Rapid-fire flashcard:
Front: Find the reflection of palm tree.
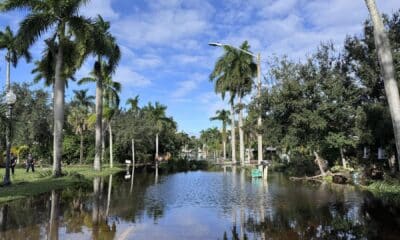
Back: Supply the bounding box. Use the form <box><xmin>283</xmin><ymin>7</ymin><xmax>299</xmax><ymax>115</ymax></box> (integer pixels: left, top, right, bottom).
<box><xmin>49</xmin><ymin>191</ymin><xmax>60</xmax><ymax>240</ymax></box>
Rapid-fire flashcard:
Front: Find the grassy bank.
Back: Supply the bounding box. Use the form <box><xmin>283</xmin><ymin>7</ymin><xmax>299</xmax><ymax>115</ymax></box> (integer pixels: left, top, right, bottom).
<box><xmin>363</xmin><ymin>178</ymin><xmax>400</xmax><ymax>203</ymax></box>
<box><xmin>0</xmin><ymin>165</ymin><xmax>124</xmax><ymax>204</ymax></box>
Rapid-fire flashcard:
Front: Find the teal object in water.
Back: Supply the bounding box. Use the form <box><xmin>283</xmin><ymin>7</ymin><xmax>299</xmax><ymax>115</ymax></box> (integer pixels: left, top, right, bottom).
<box><xmin>251</xmin><ymin>168</ymin><xmax>262</xmax><ymax>178</ymax></box>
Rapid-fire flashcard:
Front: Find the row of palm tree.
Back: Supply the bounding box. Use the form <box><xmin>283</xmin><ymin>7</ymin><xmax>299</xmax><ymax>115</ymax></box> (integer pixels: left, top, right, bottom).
<box><xmin>0</xmin><ymin>0</ymin><xmax>121</xmax><ymax>177</ymax></box>
<box><xmin>209</xmin><ymin>41</ymin><xmax>257</xmax><ymax>165</ymax></box>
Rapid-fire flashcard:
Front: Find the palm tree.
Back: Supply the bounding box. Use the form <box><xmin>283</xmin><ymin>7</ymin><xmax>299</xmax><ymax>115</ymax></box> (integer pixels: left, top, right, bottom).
<box><xmin>68</xmin><ymin>89</ymin><xmax>94</xmax><ymax>164</ymax></box>
<box><xmin>0</xmin><ymin>26</ymin><xmax>31</xmax><ymax>90</ymax></box>
<box><xmin>231</xmin><ymin>42</ymin><xmax>256</xmax><ymax>165</ymax></box>
<box><xmin>1</xmin><ymin>0</ymin><xmax>93</xmax><ymax>177</ymax></box>
<box><xmin>0</xmin><ymin>26</ymin><xmax>31</xmax><ymax>185</ymax></box>
<box><xmin>210</xmin><ymin>47</ymin><xmax>237</xmax><ymax>164</ymax></box>
<box><xmin>79</xmin><ymin>61</ymin><xmax>121</xmax><ymax>168</ymax></box>
<box><xmin>210</xmin><ymin>109</ymin><xmax>231</xmax><ymax>161</ymax></box>
<box><xmin>364</xmin><ymin>0</ymin><xmax>400</xmax><ymax>171</ymax></box>
<box><xmin>210</xmin><ymin>41</ymin><xmax>256</xmax><ymax>165</ymax></box>
<box><xmin>143</xmin><ymin>102</ymin><xmax>170</xmax><ymax>159</ymax></box>
<box><xmin>84</xmin><ymin>15</ymin><xmax>120</xmax><ymax>171</ymax></box>
<box><xmin>126</xmin><ymin>95</ymin><xmax>140</xmax><ymax>115</ymax></box>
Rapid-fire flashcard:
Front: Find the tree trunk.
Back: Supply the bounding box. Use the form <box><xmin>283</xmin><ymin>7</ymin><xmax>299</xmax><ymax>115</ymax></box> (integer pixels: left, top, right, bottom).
<box><xmin>238</xmin><ymin>96</ymin><xmax>245</xmax><ymax>165</ymax></box>
<box><xmin>155</xmin><ymin>133</ymin><xmax>159</xmax><ymax>159</ymax></box>
<box><xmin>49</xmin><ymin>191</ymin><xmax>60</xmax><ymax>240</ymax></box>
<box><xmin>389</xmin><ymin>154</ymin><xmax>396</xmax><ymax>174</ymax></box>
<box><xmin>313</xmin><ymin>151</ymin><xmax>326</xmax><ymax>176</ymax></box>
<box><xmin>6</xmin><ymin>52</ymin><xmax>10</xmax><ymax>90</ymax></box>
<box><xmin>223</xmin><ymin>140</ymin><xmax>226</xmax><ymax>162</ymax></box>
<box><xmin>79</xmin><ymin>132</ymin><xmax>84</xmax><ymax>165</ymax></box>
<box><xmin>132</xmin><ymin>139</ymin><xmax>135</xmax><ymax>168</ymax></box>
<box><xmin>53</xmin><ymin>43</ymin><xmax>64</xmax><ymax>177</ymax></box>
<box><xmin>230</xmin><ymin>103</ymin><xmax>237</xmax><ymax>164</ymax></box>
<box><xmin>94</xmin><ymin>72</ymin><xmax>103</xmax><ymax>171</ymax></box>
<box><xmin>340</xmin><ymin>147</ymin><xmax>347</xmax><ymax>169</ymax></box>
<box><xmin>365</xmin><ymin>0</ymin><xmax>400</xmax><ymax>171</ymax></box>
<box><xmin>109</xmin><ymin>124</ymin><xmax>113</xmax><ymax>168</ymax></box>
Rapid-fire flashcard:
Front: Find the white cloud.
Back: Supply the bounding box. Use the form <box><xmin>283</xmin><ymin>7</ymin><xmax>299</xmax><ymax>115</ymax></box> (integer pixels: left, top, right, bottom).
<box><xmin>114</xmin><ymin>66</ymin><xmax>151</xmax><ymax>88</ymax></box>
<box><xmin>81</xmin><ymin>0</ymin><xmax>119</xmax><ymax>20</ymax></box>
<box><xmin>171</xmin><ymin>73</ymin><xmax>206</xmax><ymax>99</ymax></box>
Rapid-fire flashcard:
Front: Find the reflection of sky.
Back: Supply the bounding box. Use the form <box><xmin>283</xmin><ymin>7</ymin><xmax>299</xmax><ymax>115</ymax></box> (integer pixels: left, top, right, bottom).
<box><xmin>1</xmin><ymin>171</ymin><xmax>396</xmax><ymax>239</ymax></box>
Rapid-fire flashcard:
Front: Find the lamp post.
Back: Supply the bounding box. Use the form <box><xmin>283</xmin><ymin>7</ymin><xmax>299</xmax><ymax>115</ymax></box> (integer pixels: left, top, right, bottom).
<box><xmin>209</xmin><ymin>42</ymin><xmax>263</xmax><ymax>166</ymax></box>
<box><xmin>3</xmin><ymin>89</ymin><xmax>17</xmax><ymax>186</ymax></box>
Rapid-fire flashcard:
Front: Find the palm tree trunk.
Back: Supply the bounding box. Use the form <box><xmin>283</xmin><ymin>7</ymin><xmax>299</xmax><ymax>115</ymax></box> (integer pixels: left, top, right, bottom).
<box><xmin>109</xmin><ymin>123</ymin><xmax>113</xmax><ymax>168</ymax></box>
<box><xmin>53</xmin><ymin>43</ymin><xmax>64</xmax><ymax>177</ymax></box>
<box><xmin>132</xmin><ymin>139</ymin><xmax>135</xmax><ymax>168</ymax></box>
<box><xmin>79</xmin><ymin>132</ymin><xmax>84</xmax><ymax>165</ymax></box>
<box><xmin>365</xmin><ymin>0</ymin><xmax>400</xmax><ymax>171</ymax></box>
<box><xmin>94</xmin><ymin>72</ymin><xmax>103</xmax><ymax>171</ymax></box>
<box><xmin>155</xmin><ymin>133</ymin><xmax>159</xmax><ymax>159</ymax></box>
<box><xmin>6</xmin><ymin>52</ymin><xmax>10</xmax><ymax>91</ymax></box>
<box><xmin>223</xmin><ymin>140</ymin><xmax>226</xmax><ymax>161</ymax></box>
<box><xmin>340</xmin><ymin>147</ymin><xmax>347</xmax><ymax>169</ymax></box>
<box><xmin>231</xmin><ymin>103</ymin><xmax>237</xmax><ymax>164</ymax></box>
<box><xmin>238</xmin><ymin>96</ymin><xmax>245</xmax><ymax>165</ymax></box>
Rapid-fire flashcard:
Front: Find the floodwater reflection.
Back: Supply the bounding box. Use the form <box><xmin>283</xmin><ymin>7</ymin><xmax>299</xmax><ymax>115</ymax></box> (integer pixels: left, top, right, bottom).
<box><xmin>0</xmin><ymin>170</ymin><xmax>399</xmax><ymax>239</ymax></box>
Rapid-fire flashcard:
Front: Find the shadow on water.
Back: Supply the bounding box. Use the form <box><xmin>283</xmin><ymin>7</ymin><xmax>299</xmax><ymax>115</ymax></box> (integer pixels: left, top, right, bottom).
<box><xmin>0</xmin><ymin>169</ymin><xmax>399</xmax><ymax>239</ymax></box>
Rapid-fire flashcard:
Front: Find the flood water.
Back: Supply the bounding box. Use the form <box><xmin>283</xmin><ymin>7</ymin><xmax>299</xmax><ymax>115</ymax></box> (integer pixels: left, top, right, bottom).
<box><xmin>0</xmin><ymin>167</ymin><xmax>399</xmax><ymax>240</ymax></box>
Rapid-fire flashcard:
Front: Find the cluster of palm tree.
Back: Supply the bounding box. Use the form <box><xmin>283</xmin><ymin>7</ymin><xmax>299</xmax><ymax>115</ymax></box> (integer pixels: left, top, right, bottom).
<box><xmin>210</xmin><ymin>41</ymin><xmax>257</xmax><ymax>165</ymax></box>
<box><xmin>0</xmin><ymin>0</ymin><xmax>121</xmax><ymax>177</ymax></box>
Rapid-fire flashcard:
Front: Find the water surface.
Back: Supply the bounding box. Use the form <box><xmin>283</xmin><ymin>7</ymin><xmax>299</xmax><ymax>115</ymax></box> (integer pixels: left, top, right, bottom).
<box><xmin>0</xmin><ymin>168</ymin><xmax>399</xmax><ymax>239</ymax></box>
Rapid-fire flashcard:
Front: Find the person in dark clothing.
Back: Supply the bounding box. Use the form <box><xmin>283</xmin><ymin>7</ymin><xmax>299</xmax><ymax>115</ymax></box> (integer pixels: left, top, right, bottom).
<box><xmin>26</xmin><ymin>153</ymin><xmax>35</xmax><ymax>172</ymax></box>
<box><xmin>10</xmin><ymin>153</ymin><xmax>16</xmax><ymax>175</ymax></box>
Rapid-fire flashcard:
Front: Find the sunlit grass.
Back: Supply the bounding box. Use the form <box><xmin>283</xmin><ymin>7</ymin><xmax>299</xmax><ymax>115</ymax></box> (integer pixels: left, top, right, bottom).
<box><xmin>0</xmin><ymin>164</ymin><xmax>124</xmax><ymax>203</ymax></box>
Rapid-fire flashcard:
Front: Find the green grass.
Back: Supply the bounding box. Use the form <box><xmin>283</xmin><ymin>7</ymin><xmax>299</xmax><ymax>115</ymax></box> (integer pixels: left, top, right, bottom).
<box><xmin>0</xmin><ymin>165</ymin><xmax>124</xmax><ymax>203</ymax></box>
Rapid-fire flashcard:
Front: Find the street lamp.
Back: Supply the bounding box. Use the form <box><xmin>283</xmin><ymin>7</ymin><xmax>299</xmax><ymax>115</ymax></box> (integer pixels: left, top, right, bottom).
<box><xmin>3</xmin><ymin>89</ymin><xmax>17</xmax><ymax>186</ymax></box>
<box><xmin>209</xmin><ymin>42</ymin><xmax>264</xmax><ymax>166</ymax></box>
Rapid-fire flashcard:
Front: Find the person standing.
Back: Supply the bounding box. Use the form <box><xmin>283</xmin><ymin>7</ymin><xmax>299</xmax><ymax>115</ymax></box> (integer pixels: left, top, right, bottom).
<box><xmin>26</xmin><ymin>153</ymin><xmax>35</xmax><ymax>172</ymax></box>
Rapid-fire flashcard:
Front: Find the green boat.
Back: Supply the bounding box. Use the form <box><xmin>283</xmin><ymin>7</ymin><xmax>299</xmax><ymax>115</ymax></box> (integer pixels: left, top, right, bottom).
<box><xmin>251</xmin><ymin>168</ymin><xmax>262</xmax><ymax>178</ymax></box>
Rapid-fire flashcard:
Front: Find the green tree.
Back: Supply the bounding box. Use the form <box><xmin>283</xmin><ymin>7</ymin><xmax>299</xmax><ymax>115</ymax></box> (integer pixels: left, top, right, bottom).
<box><xmin>0</xmin><ymin>26</ymin><xmax>31</xmax><ymax>90</ymax></box>
<box><xmin>83</xmin><ymin>15</ymin><xmax>121</xmax><ymax>171</ymax></box>
<box><xmin>210</xmin><ymin>109</ymin><xmax>231</xmax><ymax>161</ymax></box>
<box><xmin>68</xmin><ymin>89</ymin><xmax>94</xmax><ymax>164</ymax></box>
<box><xmin>1</xmin><ymin>0</ymin><xmax>93</xmax><ymax>176</ymax></box>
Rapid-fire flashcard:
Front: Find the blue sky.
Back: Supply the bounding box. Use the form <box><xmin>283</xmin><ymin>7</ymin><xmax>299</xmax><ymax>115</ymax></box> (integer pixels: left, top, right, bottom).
<box><xmin>1</xmin><ymin>0</ymin><xmax>400</xmax><ymax>136</ymax></box>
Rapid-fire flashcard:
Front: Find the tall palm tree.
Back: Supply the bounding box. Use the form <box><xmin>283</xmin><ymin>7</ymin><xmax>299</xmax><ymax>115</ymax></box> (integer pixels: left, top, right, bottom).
<box><xmin>84</xmin><ymin>15</ymin><xmax>120</xmax><ymax>171</ymax></box>
<box><xmin>0</xmin><ymin>26</ymin><xmax>31</xmax><ymax>90</ymax></box>
<box><xmin>79</xmin><ymin>61</ymin><xmax>121</xmax><ymax>168</ymax></box>
<box><xmin>210</xmin><ymin>41</ymin><xmax>256</xmax><ymax>165</ymax></box>
<box><xmin>365</xmin><ymin>0</ymin><xmax>400</xmax><ymax>171</ymax></box>
<box><xmin>210</xmin><ymin>47</ymin><xmax>237</xmax><ymax>164</ymax></box>
<box><xmin>143</xmin><ymin>102</ymin><xmax>170</xmax><ymax>159</ymax></box>
<box><xmin>68</xmin><ymin>89</ymin><xmax>94</xmax><ymax>164</ymax></box>
<box><xmin>1</xmin><ymin>0</ymin><xmax>93</xmax><ymax>177</ymax></box>
<box><xmin>0</xmin><ymin>25</ymin><xmax>30</xmax><ymax>186</ymax></box>
<box><xmin>210</xmin><ymin>109</ymin><xmax>231</xmax><ymax>161</ymax></box>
